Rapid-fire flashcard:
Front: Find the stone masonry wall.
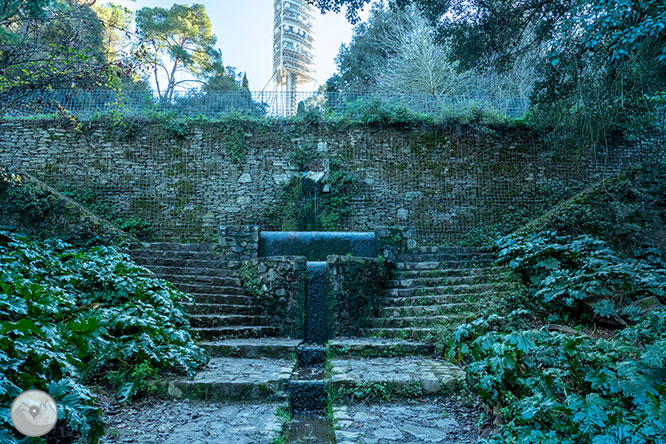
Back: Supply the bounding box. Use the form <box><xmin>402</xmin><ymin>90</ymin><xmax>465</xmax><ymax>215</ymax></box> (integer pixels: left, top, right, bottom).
<box><xmin>240</xmin><ymin>256</ymin><xmax>306</xmax><ymax>338</ymax></box>
<box><xmin>1</xmin><ymin>119</ymin><xmax>660</xmax><ymax>242</ymax></box>
<box><xmin>327</xmin><ymin>255</ymin><xmax>391</xmax><ymax>337</ymax></box>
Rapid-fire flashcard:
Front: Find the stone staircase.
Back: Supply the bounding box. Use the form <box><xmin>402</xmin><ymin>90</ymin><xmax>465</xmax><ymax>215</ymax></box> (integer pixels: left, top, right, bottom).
<box><xmin>364</xmin><ymin>246</ymin><xmax>521</xmax><ymax>338</ymax></box>
<box><xmin>129</xmin><ymin>242</ymin><xmax>278</xmax><ymax>342</ymax></box>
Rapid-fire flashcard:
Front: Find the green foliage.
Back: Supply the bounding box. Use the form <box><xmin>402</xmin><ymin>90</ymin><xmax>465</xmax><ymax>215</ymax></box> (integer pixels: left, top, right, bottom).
<box><xmin>218</xmin><ymin>114</ymin><xmax>249</xmax><ymax>163</ymax></box>
<box><xmin>265</xmin><ymin>158</ymin><xmax>358</xmax><ymax>231</ymax></box>
<box><xmin>338</xmin><ymin>97</ymin><xmax>433</xmax><ymax>128</ymax></box>
<box><xmin>496</xmin><ymin>232</ymin><xmax>666</xmax><ymax>324</ymax></box>
<box><xmin>0</xmin><ymin>230</ymin><xmax>208</xmax><ymax>443</ymax></box>
<box><xmin>239</xmin><ymin>262</ymin><xmax>265</xmax><ymax>300</ymax></box>
<box><xmin>444</xmin><ymin>231</ymin><xmax>666</xmax><ymax>443</ymax></box>
<box><xmin>61</xmin><ymin>187</ymin><xmax>153</xmax><ymax>241</ymax></box>
<box><xmin>449</xmin><ymin>310</ymin><xmax>666</xmax><ymax>444</ymax></box>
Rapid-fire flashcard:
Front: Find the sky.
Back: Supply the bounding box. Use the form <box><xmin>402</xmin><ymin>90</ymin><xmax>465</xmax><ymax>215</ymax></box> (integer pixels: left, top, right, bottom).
<box><xmin>112</xmin><ymin>0</ymin><xmax>371</xmax><ymax>91</ymax></box>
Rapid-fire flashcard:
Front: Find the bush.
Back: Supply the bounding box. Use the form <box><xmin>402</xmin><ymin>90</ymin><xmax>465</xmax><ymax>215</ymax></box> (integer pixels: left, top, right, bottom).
<box><xmin>0</xmin><ymin>230</ymin><xmax>208</xmax><ymax>443</ymax></box>
<box><xmin>496</xmin><ymin>232</ymin><xmax>666</xmax><ymax>325</ymax></box>
<box><xmin>446</xmin><ymin>231</ymin><xmax>666</xmax><ymax>443</ymax></box>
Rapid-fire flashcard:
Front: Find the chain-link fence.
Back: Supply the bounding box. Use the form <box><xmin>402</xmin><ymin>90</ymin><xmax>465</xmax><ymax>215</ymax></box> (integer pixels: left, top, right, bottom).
<box><xmin>0</xmin><ymin>89</ymin><xmax>531</xmax><ymax>118</ymax></box>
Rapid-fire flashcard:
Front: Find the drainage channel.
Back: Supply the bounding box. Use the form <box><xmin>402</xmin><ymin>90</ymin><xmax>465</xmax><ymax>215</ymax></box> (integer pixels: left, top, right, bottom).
<box><xmin>285</xmin><ymin>344</ymin><xmax>334</xmax><ymax>443</ymax></box>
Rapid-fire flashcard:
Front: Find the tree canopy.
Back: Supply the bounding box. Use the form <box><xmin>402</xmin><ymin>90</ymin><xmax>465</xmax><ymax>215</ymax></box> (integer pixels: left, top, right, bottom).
<box><xmin>313</xmin><ymin>0</ymin><xmax>666</xmax><ymax>148</ymax></box>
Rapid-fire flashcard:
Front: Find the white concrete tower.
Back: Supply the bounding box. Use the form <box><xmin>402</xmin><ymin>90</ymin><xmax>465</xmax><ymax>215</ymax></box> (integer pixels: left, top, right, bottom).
<box><xmin>273</xmin><ymin>0</ymin><xmax>316</xmax><ymax>115</ymax></box>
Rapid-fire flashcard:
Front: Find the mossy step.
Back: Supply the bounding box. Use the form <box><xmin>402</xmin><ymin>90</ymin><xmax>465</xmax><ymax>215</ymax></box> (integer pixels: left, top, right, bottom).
<box><xmin>379</xmin><ymin>303</ymin><xmax>475</xmax><ymax>318</ymax></box>
<box><xmin>190</xmin><ymin>314</ymin><xmax>268</xmax><ymax>328</ymax></box>
<box><xmin>383</xmin><ymin>291</ymin><xmax>502</xmax><ymax>306</ymax></box>
<box><xmin>193</xmin><ymin>326</ymin><xmax>279</xmax><ymax>340</ymax></box>
<box><xmin>130</xmin><ymin>250</ymin><xmax>232</xmax><ymax>261</ymax></box>
<box><xmin>406</xmin><ymin>246</ymin><xmax>490</xmax><ymax>254</ymax></box>
<box><xmin>191</xmin><ymin>293</ymin><xmax>253</xmax><ymax>305</ymax></box>
<box><xmin>328</xmin><ymin>338</ymin><xmax>433</xmax><ymax>358</ymax></box>
<box><xmin>369</xmin><ymin>315</ymin><xmax>470</xmax><ymax>329</ymax></box>
<box><xmin>164</xmin><ymin>357</ymin><xmax>293</xmax><ymax>402</ymax></box>
<box><xmin>385</xmin><ymin>282</ymin><xmax>520</xmax><ymax>297</ymax></box>
<box><xmin>182</xmin><ymin>303</ymin><xmax>261</xmax><ymax>315</ymax></box>
<box><xmin>136</xmin><ymin>242</ymin><xmax>217</xmax><ymax>252</ymax></box>
<box><xmin>397</xmin><ymin>253</ymin><xmax>495</xmax><ymax>263</ymax></box>
<box><xmin>394</xmin><ymin>266</ymin><xmax>510</xmax><ymax>279</ymax></box>
<box><xmin>396</xmin><ymin>260</ymin><xmax>495</xmax><ymax>270</ymax></box>
<box><xmin>388</xmin><ymin>274</ymin><xmax>517</xmax><ymax>288</ymax></box>
<box><xmin>200</xmin><ymin>338</ymin><xmax>301</xmax><ymax>358</ymax></box>
<box><xmin>151</xmin><ymin>274</ymin><xmax>242</xmax><ymax>287</ymax></box>
<box><xmin>146</xmin><ymin>266</ymin><xmax>241</xmax><ymax>278</ymax></box>
<box><xmin>329</xmin><ymin>357</ymin><xmax>464</xmax><ymax>401</ymax></box>
<box><xmin>361</xmin><ymin>327</ymin><xmax>434</xmax><ymax>340</ymax></box>
<box><xmin>132</xmin><ymin>257</ymin><xmax>240</xmax><ymax>269</ymax></box>
<box><xmin>174</xmin><ymin>283</ymin><xmax>247</xmax><ymax>295</ymax></box>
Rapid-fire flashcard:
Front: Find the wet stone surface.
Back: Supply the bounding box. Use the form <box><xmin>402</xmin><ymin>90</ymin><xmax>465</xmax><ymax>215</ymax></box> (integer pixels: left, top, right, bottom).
<box><xmin>333</xmin><ymin>399</ymin><xmax>481</xmax><ymax>444</ymax></box>
<box><xmin>100</xmin><ymin>399</ymin><xmax>283</xmax><ymax>444</ymax></box>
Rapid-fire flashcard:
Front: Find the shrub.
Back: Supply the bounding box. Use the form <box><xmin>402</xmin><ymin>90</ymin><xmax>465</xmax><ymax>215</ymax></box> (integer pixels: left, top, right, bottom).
<box><xmin>0</xmin><ymin>230</ymin><xmax>208</xmax><ymax>443</ymax></box>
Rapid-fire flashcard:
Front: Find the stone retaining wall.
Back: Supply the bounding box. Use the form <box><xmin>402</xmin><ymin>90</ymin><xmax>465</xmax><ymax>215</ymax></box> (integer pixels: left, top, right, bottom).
<box><xmin>1</xmin><ymin>119</ymin><xmax>659</xmax><ymax>242</ymax></box>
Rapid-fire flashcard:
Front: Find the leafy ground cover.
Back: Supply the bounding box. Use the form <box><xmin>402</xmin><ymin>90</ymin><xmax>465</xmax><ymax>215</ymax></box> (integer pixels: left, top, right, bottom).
<box><xmin>0</xmin><ymin>230</ymin><xmax>208</xmax><ymax>443</ymax></box>
<box><xmin>448</xmin><ymin>232</ymin><xmax>666</xmax><ymax>443</ymax></box>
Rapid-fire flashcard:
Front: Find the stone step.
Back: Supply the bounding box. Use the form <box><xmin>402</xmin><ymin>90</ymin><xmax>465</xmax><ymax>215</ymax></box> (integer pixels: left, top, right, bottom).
<box><xmin>193</xmin><ymin>326</ymin><xmax>279</xmax><ymax>340</ymax></box>
<box><xmin>383</xmin><ymin>291</ymin><xmax>500</xmax><ymax>306</ymax></box>
<box><xmin>361</xmin><ymin>327</ymin><xmax>434</xmax><ymax>339</ymax></box>
<box><xmin>146</xmin><ymin>266</ymin><xmax>241</xmax><ymax>278</ymax></box>
<box><xmin>369</xmin><ymin>315</ymin><xmax>469</xmax><ymax>329</ymax></box>
<box><xmin>396</xmin><ymin>260</ymin><xmax>495</xmax><ymax>270</ymax></box>
<box><xmin>329</xmin><ymin>357</ymin><xmax>464</xmax><ymax>400</ymax></box>
<box><xmin>394</xmin><ymin>266</ymin><xmax>509</xmax><ymax>279</ymax></box>
<box><xmin>327</xmin><ymin>338</ymin><xmax>433</xmax><ymax>358</ymax></box>
<box><xmin>190</xmin><ymin>293</ymin><xmax>254</xmax><ymax>305</ymax></box>
<box><xmin>406</xmin><ymin>246</ymin><xmax>490</xmax><ymax>254</ymax></box>
<box><xmin>151</xmin><ymin>274</ymin><xmax>242</xmax><ymax>287</ymax></box>
<box><xmin>132</xmin><ymin>257</ymin><xmax>240</xmax><ymax>269</ymax></box>
<box><xmin>174</xmin><ymin>283</ymin><xmax>246</xmax><ymax>295</ymax></box>
<box><xmin>135</xmin><ymin>242</ymin><xmax>217</xmax><ymax>252</ymax></box>
<box><xmin>190</xmin><ymin>314</ymin><xmax>268</xmax><ymax>328</ymax></box>
<box><xmin>182</xmin><ymin>303</ymin><xmax>261</xmax><ymax>315</ymax></box>
<box><xmin>397</xmin><ymin>253</ymin><xmax>495</xmax><ymax>263</ymax></box>
<box><xmin>200</xmin><ymin>338</ymin><xmax>301</xmax><ymax>358</ymax></box>
<box><xmin>164</xmin><ymin>357</ymin><xmax>293</xmax><ymax>402</ymax></box>
<box><xmin>388</xmin><ymin>274</ymin><xmax>516</xmax><ymax>288</ymax></box>
<box><xmin>130</xmin><ymin>249</ymin><xmax>227</xmax><ymax>260</ymax></box>
<box><xmin>385</xmin><ymin>282</ymin><xmax>520</xmax><ymax>298</ymax></box>
<box><xmin>379</xmin><ymin>303</ymin><xmax>475</xmax><ymax>318</ymax></box>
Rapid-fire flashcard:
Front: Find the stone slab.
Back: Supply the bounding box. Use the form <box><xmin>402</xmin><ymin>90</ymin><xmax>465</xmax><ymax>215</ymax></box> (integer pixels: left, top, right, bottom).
<box><xmin>100</xmin><ymin>399</ymin><xmax>284</xmax><ymax>444</ymax></box>
<box><xmin>329</xmin><ymin>338</ymin><xmax>434</xmax><ymax>358</ymax></box>
<box><xmin>200</xmin><ymin>338</ymin><xmax>302</xmax><ymax>358</ymax></box>
<box><xmin>166</xmin><ymin>358</ymin><xmax>294</xmax><ymax>401</ymax></box>
<box><xmin>330</xmin><ymin>358</ymin><xmax>464</xmax><ymax>400</ymax></box>
<box><xmin>333</xmin><ymin>400</ymin><xmax>480</xmax><ymax>444</ymax></box>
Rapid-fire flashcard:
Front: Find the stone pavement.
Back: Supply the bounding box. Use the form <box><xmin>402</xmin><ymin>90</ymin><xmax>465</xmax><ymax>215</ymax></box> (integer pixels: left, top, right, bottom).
<box><xmin>100</xmin><ymin>399</ymin><xmax>284</xmax><ymax>444</ymax></box>
<box><xmin>333</xmin><ymin>399</ymin><xmax>480</xmax><ymax>444</ymax></box>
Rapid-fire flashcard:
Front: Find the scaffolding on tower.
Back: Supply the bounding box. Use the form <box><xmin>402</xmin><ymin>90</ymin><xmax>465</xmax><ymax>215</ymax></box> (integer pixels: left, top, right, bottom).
<box><xmin>272</xmin><ymin>0</ymin><xmax>316</xmax><ymax>116</ymax></box>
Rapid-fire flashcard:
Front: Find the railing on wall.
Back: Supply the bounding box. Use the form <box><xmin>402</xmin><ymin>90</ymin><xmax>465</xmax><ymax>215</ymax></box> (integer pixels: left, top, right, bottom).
<box><xmin>0</xmin><ymin>89</ymin><xmax>531</xmax><ymax>118</ymax></box>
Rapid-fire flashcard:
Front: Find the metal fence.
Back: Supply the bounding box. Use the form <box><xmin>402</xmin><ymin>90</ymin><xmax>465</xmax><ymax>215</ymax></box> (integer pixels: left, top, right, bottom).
<box><xmin>0</xmin><ymin>89</ymin><xmax>531</xmax><ymax>118</ymax></box>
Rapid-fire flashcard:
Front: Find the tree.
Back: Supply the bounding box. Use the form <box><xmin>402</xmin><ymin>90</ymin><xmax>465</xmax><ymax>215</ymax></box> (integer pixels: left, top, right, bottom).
<box><xmin>0</xmin><ymin>0</ymin><xmax>126</xmax><ymax>111</ymax></box>
<box><xmin>135</xmin><ymin>3</ymin><xmax>228</xmax><ymax>99</ymax></box>
<box><xmin>312</xmin><ymin>0</ymin><xmax>666</xmax><ymax>148</ymax></box>
<box><xmin>328</xmin><ymin>2</ymin><xmax>536</xmax><ymax>114</ymax></box>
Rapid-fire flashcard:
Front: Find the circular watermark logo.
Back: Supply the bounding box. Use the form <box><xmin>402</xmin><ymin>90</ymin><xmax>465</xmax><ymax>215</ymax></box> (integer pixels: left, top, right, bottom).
<box><xmin>10</xmin><ymin>389</ymin><xmax>58</xmax><ymax>437</ymax></box>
